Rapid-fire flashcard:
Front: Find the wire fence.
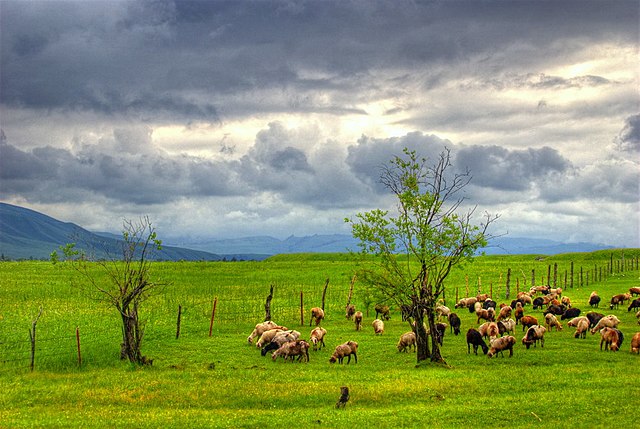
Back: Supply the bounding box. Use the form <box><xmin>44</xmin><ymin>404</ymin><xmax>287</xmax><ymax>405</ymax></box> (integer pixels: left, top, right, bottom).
<box><xmin>1</xmin><ymin>255</ymin><xmax>637</xmax><ymax>373</ymax></box>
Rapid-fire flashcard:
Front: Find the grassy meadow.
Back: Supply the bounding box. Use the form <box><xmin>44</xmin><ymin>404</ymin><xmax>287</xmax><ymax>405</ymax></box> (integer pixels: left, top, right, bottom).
<box><xmin>1</xmin><ymin>250</ymin><xmax>639</xmax><ymax>428</ymax></box>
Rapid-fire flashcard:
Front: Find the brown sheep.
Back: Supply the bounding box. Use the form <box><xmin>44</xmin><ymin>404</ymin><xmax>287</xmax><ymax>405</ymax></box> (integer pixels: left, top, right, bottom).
<box><xmin>345</xmin><ymin>304</ymin><xmax>356</xmax><ymax>320</ymax></box>
<box><xmin>372</xmin><ymin>319</ymin><xmax>385</xmax><ymax>335</ymax></box>
<box><xmin>544</xmin><ymin>313</ymin><xmax>563</xmax><ymax>332</ymax></box>
<box><xmin>374</xmin><ymin>304</ymin><xmax>391</xmax><ymax>321</ymax></box>
<box><xmin>514</xmin><ymin>302</ymin><xmax>524</xmax><ymax>325</ymax></box>
<box><xmin>522</xmin><ymin>325</ymin><xmax>546</xmax><ymax>349</ymax></box>
<box><xmin>397</xmin><ymin>331</ymin><xmax>417</xmax><ymax>352</ymax></box>
<box><xmin>631</xmin><ymin>332</ymin><xmax>640</xmax><ymax>354</ymax></box>
<box><xmin>271</xmin><ymin>340</ymin><xmax>310</xmax><ymax>362</ymax></box>
<box><xmin>497</xmin><ymin>306</ymin><xmax>512</xmax><ymax>322</ymax></box>
<box><xmin>329</xmin><ymin>341</ymin><xmax>358</xmax><ymax>364</ymax></box>
<box><xmin>520</xmin><ymin>315</ymin><xmax>538</xmax><ymax>331</ymax></box>
<box><xmin>354</xmin><ymin>311</ymin><xmax>363</xmax><ymax>331</ymax></box>
<box><xmin>455</xmin><ymin>297</ymin><xmax>477</xmax><ymax>310</ymax></box>
<box><xmin>476</xmin><ymin>307</ymin><xmax>496</xmax><ymax>324</ymax></box>
<box><xmin>488</xmin><ymin>335</ymin><xmax>516</xmax><ymax>358</ymax></box>
<box><xmin>561</xmin><ymin>296</ymin><xmax>572</xmax><ymax>308</ymax></box>
<box><xmin>630</xmin><ymin>287</ymin><xmax>640</xmax><ymax>296</ymax></box>
<box><xmin>486</xmin><ymin>322</ymin><xmax>500</xmax><ymax>340</ymax></box>
<box><xmin>599</xmin><ymin>327</ymin><xmax>620</xmax><ymax>351</ymax></box>
<box><xmin>309</xmin><ymin>307</ymin><xmax>325</xmax><ymax>327</ymax></box>
<box><xmin>310</xmin><ymin>327</ymin><xmax>327</xmax><ymax>351</ymax></box>
<box><xmin>567</xmin><ymin>316</ymin><xmax>589</xmax><ymax>339</ymax></box>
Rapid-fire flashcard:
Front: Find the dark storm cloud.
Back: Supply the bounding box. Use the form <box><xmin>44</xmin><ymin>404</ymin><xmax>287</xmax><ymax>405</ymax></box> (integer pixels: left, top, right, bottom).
<box><xmin>0</xmin><ymin>130</ymin><xmax>244</xmax><ymax>205</ymax></box>
<box><xmin>455</xmin><ymin>145</ymin><xmax>570</xmax><ymax>191</ymax></box>
<box><xmin>1</xmin><ymin>0</ymin><xmax>636</xmax><ymax>121</ymax></box>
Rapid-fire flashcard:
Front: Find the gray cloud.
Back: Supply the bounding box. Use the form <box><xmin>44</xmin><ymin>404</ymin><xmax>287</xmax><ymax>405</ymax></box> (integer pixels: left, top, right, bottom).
<box><xmin>615</xmin><ymin>114</ymin><xmax>640</xmax><ymax>153</ymax></box>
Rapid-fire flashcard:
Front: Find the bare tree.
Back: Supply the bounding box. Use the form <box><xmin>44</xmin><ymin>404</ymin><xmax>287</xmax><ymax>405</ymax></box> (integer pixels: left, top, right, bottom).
<box><xmin>346</xmin><ymin>148</ymin><xmax>499</xmax><ymax>364</ymax></box>
<box><xmin>54</xmin><ymin>216</ymin><xmax>164</xmax><ymax>364</ymax></box>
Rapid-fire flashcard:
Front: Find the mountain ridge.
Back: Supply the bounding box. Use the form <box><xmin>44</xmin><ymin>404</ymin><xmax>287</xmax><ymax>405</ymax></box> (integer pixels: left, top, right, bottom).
<box><xmin>0</xmin><ymin>202</ymin><xmax>616</xmax><ymax>260</ymax></box>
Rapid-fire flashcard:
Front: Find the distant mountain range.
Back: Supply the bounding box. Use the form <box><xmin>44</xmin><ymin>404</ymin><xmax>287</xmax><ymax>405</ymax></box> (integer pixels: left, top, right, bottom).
<box><xmin>0</xmin><ymin>202</ymin><xmax>615</xmax><ymax>261</ymax></box>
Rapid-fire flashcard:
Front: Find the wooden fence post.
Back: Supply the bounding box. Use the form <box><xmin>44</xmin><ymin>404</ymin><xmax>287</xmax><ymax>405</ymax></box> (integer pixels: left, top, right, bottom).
<box><xmin>30</xmin><ymin>306</ymin><xmax>43</xmax><ymax>372</ymax></box>
<box><xmin>505</xmin><ymin>268</ymin><xmax>511</xmax><ymax>300</ymax></box>
<box><xmin>264</xmin><ymin>285</ymin><xmax>274</xmax><ymax>322</ymax></box>
<box><xmin>209</xmin><ymin>297</ymin><xmax>218</xmax><ymax>337</ymax></box>
<box><xmin>176</xmin><ymin>305</ymin><xmax>182</xmax><ymax>339</ymax></box>
<box><xmin>321</xmin><ymin>278</ymin><xmax>329</xmax><ymax>312</ymax></box>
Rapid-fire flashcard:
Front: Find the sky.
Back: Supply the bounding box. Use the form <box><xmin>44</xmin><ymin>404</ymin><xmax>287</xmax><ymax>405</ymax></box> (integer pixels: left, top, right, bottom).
<box><xmin>1</xmin><ymin>0</ymin><xmax>638</xmax><ymax>247</ymax></box>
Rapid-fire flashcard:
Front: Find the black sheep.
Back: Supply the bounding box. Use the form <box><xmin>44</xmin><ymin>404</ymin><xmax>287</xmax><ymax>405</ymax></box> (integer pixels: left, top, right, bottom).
<box><xmin>586</xmin><ymin>312</ymin><xmax>605</xmax><ymax>329</ymax></box>
<box><xmin>448</xmin><ymin>313</ymin><xmax>461</xmax><ymax>336</ymax></box>
<box><xmin>434</xmin><ymin>323</ymin><xmax>447</xmax><ymax>346</ymax></box>
<box><xmin>628</xmin><ymin>299</ymin><xmax>640</xmax><ymax>312</ymax></box>
<box><xmin>483</xmin><ymin>299</ymin><xmax>497</xmax><ymax>310</ymax></box>
<box><xmin>561</xmin><ymin>307</ymin><xmax>581</xmax><ymax>320</ymax></box>
<box><xmin>533</xmin><ymin>297</ymin><xmax>544</xmax><ymax>310</ymax></box>
<box><xmin>589</xmin><ymin>295</ymin><xmax>601</xmax><ymax>308</ymax></box>
<box><xmin>466</xmin><ymin>328</ymin><xmax>488</xmax><ymax>355</ymax></box>
<box><xmin>544</xmin><ymin>305</ymin><xmax>564</xmax><ymax>316</ymax></box>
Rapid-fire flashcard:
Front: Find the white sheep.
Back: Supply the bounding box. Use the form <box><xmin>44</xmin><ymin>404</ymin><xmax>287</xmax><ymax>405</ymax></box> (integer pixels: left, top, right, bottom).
<box><xmin>435</xmin><ymin>305</ymin><xmax>451</xmax><ymax>321</ymax></box>
<box><xmin>544</xmin><ymin>313</ymin><xmax>563</xmax><ymax>331</ymax></box>
<box><xmin>372</xmin><ymin>318</ymin><xmax>385</xmax><ymax>335</ymax></box>
<box><xmin>272</xmin><ymin>340</ymin><xmax>310</xmax><ymax>362</ymax></box>
<box><xmin>255</xmin><ymin>328</ymin><xmax>286</xmax><ymax>349</ymax></box>
<box><xmin>590</xmin><ymin>315</ymin><xmax>621</xmax><ymax>334</ymax></box>
<box><xmin>397</xmin><ymin>331</ymin><xmax>416</xmax><ymax>352</ymax></box>
<box><xmin>247</xmin><ymin>321</ymin><xmax>286</xmax><ymax>344</ymax></box>
<box><xmin>310</xmin><ymin>327</ymin><xmax>327</xmax><ymax>351</ymax></box>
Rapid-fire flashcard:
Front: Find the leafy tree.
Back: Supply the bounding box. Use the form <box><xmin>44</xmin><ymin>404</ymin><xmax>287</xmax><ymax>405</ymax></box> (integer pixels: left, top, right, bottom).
<box><xmin>346</xmin><ymin>148</ymin><xmax>499</xmax><ymax>364</ymax></box>
<box><xmin>52</xmin><ymin>216</ymin><xmax>164</xmax><ymax>364</ymax></box>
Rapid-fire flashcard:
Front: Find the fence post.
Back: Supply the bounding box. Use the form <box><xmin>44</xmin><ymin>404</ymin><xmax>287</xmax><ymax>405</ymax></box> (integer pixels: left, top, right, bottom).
<box><xmin>76</xmin><ymin>327</ymin><xmax>82</xmax><ymax>367</ymax></box>
<box><xmin>29</xmin><ymin>306</ymin><xmax>43</xmax><ymax>372</ymax></box>
<box><xmin>505</xmin><ymin>268</ymin><xmax>511</xmax><ymax>300</ymax></box>
<box><xmin>209</xmin><ymin>297</ymin><xmax>218</xmax><ymax>337</ymax></box>
<box><xmin>321</xmin><ymin>278</ymin><xmax>329</xmax><ymax>312</ymax></box>
<box><xmin>264</xmin><ymin>285</ymin><xmax>274</xmax><ymax>322</ymax></box>
<box><xmin>176</xmin><ymin>305</ymin><xmax>182</xmax><ymax>339</ymax></box>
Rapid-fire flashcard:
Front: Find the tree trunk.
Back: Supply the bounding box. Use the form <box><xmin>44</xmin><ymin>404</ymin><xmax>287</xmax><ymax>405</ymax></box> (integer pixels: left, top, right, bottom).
<box><xmin>414</xmin><ymin>312</ymin><xmax>430</xmax><ymax>362</ymax></box>
<box><xmin>120</xmin><ymin>307</ymin><xmax>142</xmax><ymax>364</ymax></box>
<box><xmin>426</xmin><ymin>307</ymin><xmax>445</xmax><ymax>363</ymax></box>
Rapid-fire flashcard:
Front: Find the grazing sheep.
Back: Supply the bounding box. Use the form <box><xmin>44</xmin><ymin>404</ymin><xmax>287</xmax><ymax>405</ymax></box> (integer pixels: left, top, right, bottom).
<box><xmin>550</xmin><ymin>287</ymin><xmax>563</xmax><ymax>297</ymax></box>
<box><xmin>247</xmin><ymin>321</ymin><xmax>286</xmax><ymax>344</ymax></box>
<box><xmin>476</xmin><ymin>307</ymin><xmax>496</xmax><ymax>324</ymax></box>
<box><xmin>354</xmin><ymin>311</ymin><xmax>363</xmax><ymax>331</ymax></box>
<box><xmin>561</xmin><ymin>296</ymin><xmax>572</xmax><ymax>308</ymax></box>
<box><xmin>436</xmin><ymin>305</ymin><xmax>451</xmax><ymax>320</ymax></box>
<box><xmin>532</xmin><ymin>297</ymin><xmax>545</xmax><ymax>310</ymax></box>
<box><xmin>522</xmin><ymin>325</ymin><xmax>546</xmax><ymax>349</ymax></box>
<box><xmin>599</xmin><ymin>327</ymin><xmax>620</xmax><ymax>351</ymax></box>
<box><xmin>486</xmin><ymin>322</ymin><xmax>500</xmax><ymax>340</ymax></box>
<box><xmin>487</xmin><ymin>335</ymin><xmax>516</xmax><ymax>358</ymax></box>
<box><xmin>483</xmin><ymin>299</ymin><xmax>497</xmax><ymax>311</ymax></box>
<box><xmin>586</xmin><ymin>312</ymin><xmax>605</xmax><ymax>329</ymax></box>
<box><xmin>397</xmin><ymin>331</ymin><xmax>417</xmax><ymax>352</ymax></box>
<box><xmin>514</xmin><ymin>302</ymin><xmax>524</xmax><ymax>325</ymax></box>
<box><xmin>455</xmin><ymin>297</ymin><xmax>477</xmax><ymax>310</ymax></box>
<box><xmin>560</xmin><ymin>307</ymin><xmax>581</xmax><ymax>320</ymax></box>
<box><xmin>530</xmin><ymin>285</ymin><xmax>550</xmax><ymax>295</ymax></box>
<box><xmin>448</xmin><ymin>313</ymin><xmax>461</xmax><ymax>336</ymax></box>
<box><xmin>271</xmin><ymin>340</ymin><xmax>310</xmax><ymax>362</ymax></box>
<box><xmin>310</xmin><ymin>327</ymin><xmax>327</xmax><ymax>351</ymax></box>
<box><xmin>497</xmin><ymin>319</ymin><xmax>516</xmax><ymax>336</ymax></box>
<box><xmin>260</xmin><ymin>330</ymin><xmax>301</xmax><ymax>356</ymax></box>
<box><xmin>573</xmin><ymin>318</ymin><xmax>590</xmax><ymax>339</ymax></box>
<box><xmin>477</xmin><ymin>322</ymin><xmax>490</xmax><ymax>338</ymax></box>
<box><xmin>466</xmin><ymin>328</ymin><xmax>489</xmax><ymax>355</ymax></box>
<box><xmin>544</xmin><ymin>304</ymin><xmax>564</xmax><ymax>316</ymax></box>
<box><xmin>476</xmin><ymin>293</ymin><xmax>490</xmax><ymax>302</ymax></box>
<box><xmin>309</xmin><ymin>307</ymin><xmax>325</xmax><ymax>327</ymax></box>
<box><xmin>374</xmin><ymin>304</ymin><xmax>391</xmax><ymax>321</ymax></box>
<box><xmin>544</xmin><ymin>313</ymin><xmax>563</xmax><ymax>331</ymax></box>
<box><xmin>255</xmin><ymin>328</ymin><xmax>286</xmax><ymax>349</ymax></box>
<box><xmin>637</xmin><ymin>310</ymin><xmax>640</xmax><ymax>325</ymax></box>
<box><xmin>630</xmin><ymin>287</ymin><xmax>640</xmax><ymax>296</ymax></box>
<box><xmin>590</xmin><ymin>315</ymin><xmax>621</xmax><ymax>334</ymax></box>
<box><xmin>520</xmin><ymin>315</ymin><xmax>539</xmax><ymax>331</ymax></box>
<box><xmin>372</xmin><ymin>319</ymin><xmax>385</xmax><ymax>335</ymax></box>
<box><xmin>329</xmin><ymin>341</ymin><xmax>358</xmax><ymax>364</ymax></box>
<box><xmin>497</xmin><ymin>306</ymin><xmax>512</xmax><ymax>322</ymax></box>
<box><xmin>516</xmin><ymin>291</ymin><xmax>533</xmax><ymax>305</ymax></box>
<box><xmin>589</xmin><ymin>291</ymin><xmax>601</xmax><ymax>308</ymax></box>
<box><xmin>630</xmin><ymin>332</ymin><xmax>640</xmax><ymax>354</ymax></box>
<box><xmin>610</xmin><ymin>293</ymin><xmax>631</xmax><ymax>310</ymax></box>
<box><xmin>345</xmin><ymin>304</ymin><xmax>356</xmax><ymax>320</ymax></box>
<box><xmin>628</xmin><ymin>298</ymin><xmax>640</xmax><ymax>312</ymax></box>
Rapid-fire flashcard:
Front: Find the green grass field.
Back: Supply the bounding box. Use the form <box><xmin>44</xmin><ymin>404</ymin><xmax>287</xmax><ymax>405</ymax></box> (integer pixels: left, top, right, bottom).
<box><xmin>1</xmin><ymin>250</ymin><xmax>639</xmax><ymax>428</ymax></box>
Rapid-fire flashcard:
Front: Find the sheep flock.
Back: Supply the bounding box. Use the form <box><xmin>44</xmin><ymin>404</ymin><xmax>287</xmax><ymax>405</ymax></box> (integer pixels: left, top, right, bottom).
<box><xmin>248</xmin><ymin>286</ymin><xmax>640</xmax><ymax>367</ymax></box>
